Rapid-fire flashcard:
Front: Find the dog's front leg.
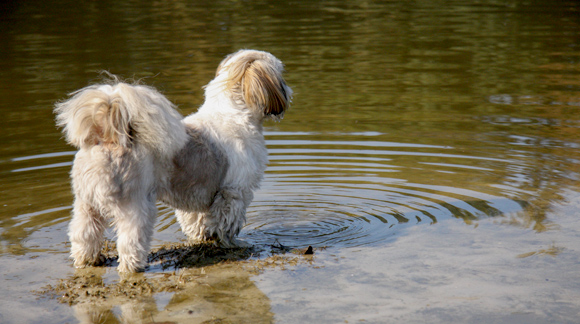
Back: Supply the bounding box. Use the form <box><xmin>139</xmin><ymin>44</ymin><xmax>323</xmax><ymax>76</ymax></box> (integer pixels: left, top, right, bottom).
<box><xmin>176</xmin><ymin>207</ymin><xmax>250</xmax><ymax>248</ymax></box>
<box><xmin>175</xmin><ymin>187</ymin><xmax>252</xmax><ymax>248</ymax></box>
<box><xmin>208</xmin><ymin>188</ymin><xmax>252</xmax><ymax>248</ymax></box>
<box><xmin>69</xmin><ymin>199</ymin><xmax>107</xmax><ymax>268</ymax></box>
<box><xmin>175</xmin><ymin>209</ymin><xmax>211</xmax><ymax>242</ymax></box>
<box><xmin>113</xmin><ymin>198</ymin><xmax>157</xmax><ymax>272</ymax></box>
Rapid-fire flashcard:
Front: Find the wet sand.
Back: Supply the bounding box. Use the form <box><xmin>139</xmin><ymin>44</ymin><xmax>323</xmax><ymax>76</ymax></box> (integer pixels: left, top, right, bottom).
<box><xmin>32</xmin><ymin>241</ymin><xmax>315</xmax><ymax>323</ymax></box>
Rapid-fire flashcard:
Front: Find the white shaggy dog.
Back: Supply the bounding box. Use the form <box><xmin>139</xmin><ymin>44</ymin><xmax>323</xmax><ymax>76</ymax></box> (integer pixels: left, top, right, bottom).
<box><xmin>54</xmin><ymin>50</ymin><xmax>292</xmax><ymax>272</ymax></box>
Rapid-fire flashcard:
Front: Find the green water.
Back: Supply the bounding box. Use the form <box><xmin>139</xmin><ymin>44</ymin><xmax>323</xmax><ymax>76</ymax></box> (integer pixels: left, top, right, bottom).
<box><xmin>1</xmin><ymin>0</ymin><xmax>580</xmax><ymax>323</ymax></box>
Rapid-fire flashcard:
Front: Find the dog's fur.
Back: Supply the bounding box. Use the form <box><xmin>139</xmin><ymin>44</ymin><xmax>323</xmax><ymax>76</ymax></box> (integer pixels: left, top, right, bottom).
<box><xmin>55</xmin><ymin>50</ymin><xmax>292</xmax><ymax>272</ymax></box>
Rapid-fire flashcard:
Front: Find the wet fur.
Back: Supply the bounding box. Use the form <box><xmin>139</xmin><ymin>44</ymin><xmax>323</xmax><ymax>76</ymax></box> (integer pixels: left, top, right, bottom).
<box><xmin>55</xmin><ymin>50</ymin><xmax>292</xmax><ymax>272</ymax></box>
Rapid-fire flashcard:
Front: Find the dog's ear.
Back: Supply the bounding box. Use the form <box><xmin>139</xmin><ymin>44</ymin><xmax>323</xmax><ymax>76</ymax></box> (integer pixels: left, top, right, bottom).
<box><xmin>222</xmin><ymin>51</ymin><xmax>290</xmax><ymax>116</ymax></box>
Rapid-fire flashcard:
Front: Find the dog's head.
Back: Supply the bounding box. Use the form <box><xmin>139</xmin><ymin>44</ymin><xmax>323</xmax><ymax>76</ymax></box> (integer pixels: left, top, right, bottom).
<box><xmin>213</xmin><ymin>49</ymin><xmax>292</xmax><ymax>119</ymax></box>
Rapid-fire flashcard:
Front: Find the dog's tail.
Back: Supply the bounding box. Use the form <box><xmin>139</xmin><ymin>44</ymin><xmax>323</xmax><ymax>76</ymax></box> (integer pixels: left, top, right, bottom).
<box><xmin>54</xmin><ymin>78</ymin><xmax>187</xmax><ymax>156</ymax></box>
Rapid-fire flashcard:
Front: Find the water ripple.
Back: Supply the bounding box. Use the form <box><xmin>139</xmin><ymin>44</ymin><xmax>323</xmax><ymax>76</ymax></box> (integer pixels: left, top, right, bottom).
<box><xmin>241</xmin><ymin>133</ymin><xmax>528</xmax><ymax>248</ymax></box>
<box><xmin>1</xmin><ymin>133</ymin><xmax>532</xmax><ymax>251</ymax></box>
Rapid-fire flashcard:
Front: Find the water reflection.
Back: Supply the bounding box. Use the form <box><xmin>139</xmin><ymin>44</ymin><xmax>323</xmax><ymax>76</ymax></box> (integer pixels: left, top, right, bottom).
<box><xmin>1</xmin><ymin>0</ymin><xmax>580</xmax><ymax>322</ymax></box>
<box><xmin>64</xmin><ymin>265</ymin><xmax>273</xmax><ymax>324</ymax></box>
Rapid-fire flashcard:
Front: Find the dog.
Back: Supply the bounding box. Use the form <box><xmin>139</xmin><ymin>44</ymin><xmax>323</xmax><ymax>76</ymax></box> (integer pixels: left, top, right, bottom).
<box><xmin>54</xmin><ymin>50</ymin><xmax>292</xmax><ymax>272</ymax></box>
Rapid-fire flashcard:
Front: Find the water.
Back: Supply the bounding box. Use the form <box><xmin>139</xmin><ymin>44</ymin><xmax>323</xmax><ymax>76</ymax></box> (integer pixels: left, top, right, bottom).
<box><xmin>2</xmin><ymin>0</ymin><xmax>580</xmax><ymax>323</ymax></box>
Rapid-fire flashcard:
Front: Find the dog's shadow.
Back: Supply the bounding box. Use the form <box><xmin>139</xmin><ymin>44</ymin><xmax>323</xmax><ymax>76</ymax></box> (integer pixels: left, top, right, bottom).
<box><xmin>98</xmin><ymin>240</ymin><xmax>257</xmax><ymax>271</ymax></box>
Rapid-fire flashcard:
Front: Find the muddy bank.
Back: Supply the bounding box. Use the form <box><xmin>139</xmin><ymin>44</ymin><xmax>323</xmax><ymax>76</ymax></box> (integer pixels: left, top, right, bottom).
<box><xmin>38</xmin><ymin>241</ymin><xmax>316</xmax><ymax>323</ymax></box>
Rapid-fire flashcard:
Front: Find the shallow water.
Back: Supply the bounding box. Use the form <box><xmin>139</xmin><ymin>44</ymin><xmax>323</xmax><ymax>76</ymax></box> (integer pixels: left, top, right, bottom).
<box><xmin>2</xmin><ymin>0</ymin><xmax>580</xmax><ymax>323</ymax></box>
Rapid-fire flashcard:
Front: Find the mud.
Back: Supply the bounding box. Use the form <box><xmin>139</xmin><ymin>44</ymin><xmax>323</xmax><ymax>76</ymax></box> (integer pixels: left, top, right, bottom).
<box><xmin>38</xmin><ymin>240</ymin><xmax>318</xmax><ymax>308</ymax></box>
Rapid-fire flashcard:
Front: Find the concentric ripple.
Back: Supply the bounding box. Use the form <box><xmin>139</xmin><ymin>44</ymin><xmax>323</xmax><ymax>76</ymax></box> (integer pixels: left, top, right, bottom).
<box><xmin>1</xmin><ymin>132</ymin><xmax>533</xmax><ymax>251</ymax></box>
<box><xmin>240</xmin><ymin>131</ymin><xmax>529</xmax><ymax>248</ymax></box>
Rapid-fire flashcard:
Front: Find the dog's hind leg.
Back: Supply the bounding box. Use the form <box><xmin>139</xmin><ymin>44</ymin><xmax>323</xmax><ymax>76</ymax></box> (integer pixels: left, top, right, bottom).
<box><xmin>113</xmin><ymin>197</ymin><xmax>157</xmax><ymax>272</ymax></box>
<box><xmin>69</xmin><ymin>199</ymin><xmax>107</xmax><ymax>268</ymax></box>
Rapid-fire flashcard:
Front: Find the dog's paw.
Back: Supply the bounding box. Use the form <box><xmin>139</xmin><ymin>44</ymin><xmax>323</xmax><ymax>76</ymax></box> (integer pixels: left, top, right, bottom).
<box><xmin>93</xmin><ymin>253</ymin><xmax>106</xmax><ymax>266</ymax></box>
<box><xmin>117</xmin><ymin>261</ymin><xmax>146</xmax><ymax>273</ymax></box>
<box><xmin>73</xmin><ymin>253</ymin><xmax>106</xmax><ymax>268</ymax></box>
